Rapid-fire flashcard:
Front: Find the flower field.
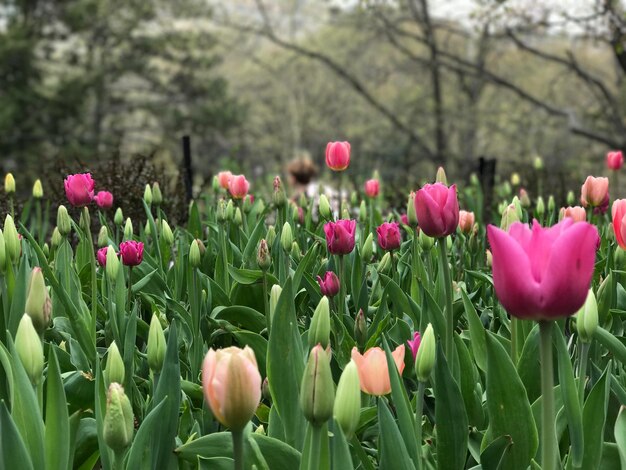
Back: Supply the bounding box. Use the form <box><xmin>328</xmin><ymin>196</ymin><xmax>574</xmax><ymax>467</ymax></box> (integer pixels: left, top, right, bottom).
<box><xmin>2</xmin><ymin>147</ymin><xmax>626</xmax><ymax>470</ymax></box>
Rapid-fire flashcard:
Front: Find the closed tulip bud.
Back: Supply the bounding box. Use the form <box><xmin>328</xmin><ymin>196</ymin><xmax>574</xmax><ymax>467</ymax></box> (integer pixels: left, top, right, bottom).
<box><xmin>361</xmin><ymin>233</ymin><xmax>374</xmax><ymax>262</ymax></box>
<box><xmin>446</xmin><ymin>235</ymin><xmax>452</xmax><ymax>251</ymax></box>
<box><xmin>3</xmin><ymin>215</ymin><xmax>20</xmax><ymax>263</ymax></box>
<box><xmin>216</xmin><ymin>199</ymin><xmax>227</xmax><ymax>223</ymax></box>
<box><xmin>319</xmin><ymin>194</ymin><xmax>332</xmax><ymax>220</ymax></box>
<box><xmin>103</xmin><ymin>383</ymin><xmax>134</xmax><ymax>452</ymax></box>
<box><xmin>262</xmin><ymin>377</ymin><xmax>272</xmax><ymax>401</ymax></box>
<box><xmin>500</xmin><ymin>204</ymin><xmax>520</xmax><ymax>231</ymax></box>
<box><xmin>32</xmin><ymin>179</ymin><xmax>43</xmax><ymax>199</ymax></box>
<box><xmin>519</xmin><ymin>189</ymin><xmax>531</xmax><ymax>208</ymax></box>
<box><xmin>243</xmin><ymin>194</ymin><xmax>254</xmax><ymax>213</ymax></box>
<box><xmin>43</xmin><ymin>243</ymin><xmax>49</xmax><ymax>258</ymax></box>
<box><xmin>326</xmin><ymin>141</ymin><xmax>351</xmax><ymax>172</ymax></box>
<box><xmin>148</xmin><ymin>314</ymin><xmax>166</xmax><ymax>373</ymax></box>
<box><xmin>143</xmin><ymin>184</ymin><xmax>153</xmax><ymax>206</ymax></box>
<box><xmin>533</xmin><ymin>156</ymin><xmax>544</xmax><ymax>170</ymax></box>
<box><xmin>458</xmin><ymin>210</ymin><xmax>475</xmax><ymax>235</ymax></box>
<box><xmin>0</xmin><ymin>229</ymin><xmax>5</xmax><ymax>271</ymax></box>
<box><xmin>333</xmin><ymin>360</ymin><xmax>361</xmax><ymax>438</ymax></box>
<box><xmin>576</xmin><ymin>290</ymin><xmax>598</xmax><ymax>343</ymax></box>
<box><xmin>512</xmin><ymin>196</ymin><xmax>523</xmax><ymax>219</ymax></box>
<box><xmin>233</xmin><ymin>207</ymin><xmax>243</xmax><ymax>227</ymax></box>
<box><xmin>269</xmin><ymin>284</ymin><xmax>282</xmax><ymax>325</ymax></box>
<box><xmin>291</xmin><ymin>203</ymin><xmax>299</xmax><ymax>222</ymax></box>
<box><xmin>510</xmin><ymin>172</ymin><xmax>521</xmax><ymax>186</ymax></box>
<box><xmin>486</xmin><ymin>249</ymin><xmax>493</xmax><ymax>267</ymax></box>
<box><xmin>378</xmin><ymin>252</ymin><xmax>392</xmax><ymax>275</ymax></box>
<box><xmin>299</xmin><ymin>193</ymin><xmax>308</xmax><ymax>209</ymax></box>
<box><xmin>536</xmin><ymin>197</ymin><xmax>545</xmax><ymax>217</ymax></box>
<box><xmin>79</xmin><ymin>207</ymin><xmax>91</xmax><ymax>233</ymax></box>
<box><xmin>290</xmin><ymin>241</ymin><xmax>301</xmax><ymax>261</ymax></box>
<box><xmin>358</xmin><ymin>200</ymin><xmax>367</xmax><ymax>224</ymax></box>
<box><xmin>212</xmin><ymin>175</ymin><xmax>221</xmax><ymax>192</ymax></box>
<box><xmin>354</xmin><ymin>309</ymin><xmax>367</xmax><ymax>348</ymax></box>
<box><xmin>123</xmin><ymin>218</ymin><xmax>133</xmax><ymax>240</ymax></box>
<box><xmin>57</xmin><ymin>205</ymin><xmax>71</xmax><ymax>237</ymax></box>
<box><xmin>105</xmin><ymin>246</ymin><xmax>120</xmax><ymax>283</ymax></box>
<box><xmin>226</xmin><ymin>200</ymin><xmax>235</xmax><ymax>221</ymax></box>
<box><xmin>189</xmin><ymin>239</ymin><xmax>201</xmax><ymax>268</ymax></box>
<box><xmin>266</xmin><ymin>225</ymin><xmax>276</xmax><ymax>246</ymax></box>
<box><xmin>4</xmin><ymin>173</ymin><xmax>15</xmax><ymax>194</ymax></box>
<box><xmin>548</xmin><ymin>195</ymin><xmax>555</xmax><ymax>213</ymax></box>
<box><xmin>309</xmin><ymin>297</ymin><xmax>331</xmax><ymax>350</ymax></box>
<box><xmin>257</xmin><ymin>239</ymin><xmax>271</xmax><ymax>271</ymax></box>
<box><xmin>567</xmin><ymin>190</ymin><xmax>575</xmax><ymax>206</ymax></box>
<box><xmin>419</xmin><ymin>230</ymin><xmax>434</xmax><ymax>251</ymax></box>
<box><xmin>616</xmin><ymin>246</ymin><xmax>626</xmax><ymax>271</ymax></box>
<box><xmin>152</xmin><ymin>182</ymin><xmax>162</xmax><ymax>206</ymax></box>
<box><xmin>51</xmin><ymin>227</ymin><xmax>62</xmax><ymax>250</ymax></box>
<box><xmin>228</xmin><ymin>175</ymin><xmax>250</xmax><ymax>200</ymax></box>
<box><xmin>273</xmin><ymin>176</ymin><xmax>286</xmax><ymax>208</ymax></box>
<box><xmin>105</xmin><ymin>342</ymin><xmax>125</xmax><ymax>386</ymax></box>
<box><xmin>114</xmin><ymin>208</ymin><xmax>124</xmax><ymax>226</ymax></box>
<box><xmin>407</xmin><ymin>192</ymin><xmax>418</xmax><ymax>227</ymax></box>
<box><xmin>98</xmin><ymin>225</ymin><xmax>109</xmax><ymax>248</ymax></box>
<box><xmin>281</xmin><ymin>222</ymin><xmax>293</xmax><ymax>253</ymax></box>
<box><xmin>161</xmin><ymin>220</ymin><xmax>174</xmax><ymax>245</ymax></box>
<box><xmin>470</xmin><ymin>173</ymin><xmax>480</xmax><ymax>186</ymax></box>
<box><xmin>301</xmin><ymin>345</ymin><xmax>335</xmax><ymax>426</ymax></box>
<box><xmin>15</xmin><ymin>314</ymin><xmax>43</xmax><ymax>385</ymax></box>
<box><xmin>144</xmin><ymin>221</ymin><xmax>151</xmax><ymax>237</ymax></box>
<box><xmin>435</xmin><ymin>166</ymin><xmax>447</xmax><ymax>185</ymax></box>
<box><xmin>24</xmin><ymin>267</ymin><xmax>51</xmax><ymax>334</ymax></box>
<box><xmin>415</xmin><ymin>323</ymin><xmax>435</xmax><ymax>382</ymax></box>
<box><xmin>502</xmin><ymin>181</ymin><xmax>512</xmax><ymax>196</ymax></box>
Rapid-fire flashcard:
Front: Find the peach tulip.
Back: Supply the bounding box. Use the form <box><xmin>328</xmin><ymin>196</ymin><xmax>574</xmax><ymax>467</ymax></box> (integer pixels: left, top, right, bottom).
<box><xmin>561</xmin><ymin>206</ymin><xmax>586</xmax><ymax>223</ymax></box>
<box><xmin>351</xmin><ymin>345</ymin><xmax>405</xmax><ymax>396</ymax></box>
<box><xmin>580</xmin><ymin>176</ymin><xmax>609</xmax><ymax>208</ymax></box>
<box><xmin>458</xmin><ymin>210</ymin><xmax>475</xmax><ymax>234</ymax></box>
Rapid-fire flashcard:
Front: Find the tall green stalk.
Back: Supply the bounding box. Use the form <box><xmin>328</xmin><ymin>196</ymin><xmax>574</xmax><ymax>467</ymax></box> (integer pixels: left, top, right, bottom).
<box><xmin>539</xmin><ymin>321</ymin><xmax>556</xmax><ymax>470</ymax></box>
<box><xmin>438</xmin><ymin>238</ymin><xmax>454</xmax><ymax>359</ymax></box>
<box><xmin>577</xmin><ymin>341</ymin><xmax>590</xmax><ymax>404</ymax></box>
<box><xmin>232</xmin><ymin>429</ymin><xmax>244</xmax><ymax>470</ymax></box>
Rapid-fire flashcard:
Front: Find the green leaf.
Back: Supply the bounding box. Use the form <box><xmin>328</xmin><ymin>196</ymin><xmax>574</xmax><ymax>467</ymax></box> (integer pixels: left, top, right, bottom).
<box><xmin>125</xmin><ymin>398</ymin><xmax>168</xmax><ymax>469</ymax></box>
<box><xmin>579</xmin><ymin>363</ymin><xmax>611</xmax><ymax>470</ymax></box>
<box><xmin>242</xmin><ymin>216</ymin><xmax>267</xmax><ymax>269</ymax></box>
<box><xmin>212</xmin><ymin>306</ymin><xmax>266</xmax><ymax>333</ymax></box>
<box><xmin>615</xmin><ymin>406</ymin><xmax>626</xmax><ymax>470</ymax></box>
<box><xmin>45</xmin><ymin>348</ymin><xmax>70</xmax><ymax>470</ymax></box>
<box><xmin>594</xmin><ymin>327</ymin><xmax>626</xmax><ymax>364</ymax></box>
<box><xmin>461</xmin><ymin>288</ymin><xmax>487</xmax><ymax>373</ymax></box>
<box><xmin>516</xmin><ymin>325</ymin><xmax>541</xmax><ymax>404</ymax></box>
<box><xmin>378</xmin><ymin>399</ymin><xmax>416</xmax><ymax>470</ymax></box>
<box><xmin>330</xmin><ymin>419</ymin><xmax>353</xmax><ymax>470</ymax></box>
<box><xmin>0</xmin><ymin>400</ymin><xmax>33</xmax><ymax>470</ymax></box>
<box><xmin>454</xmin><ymin>334</ymin><xmax>485</xmax><ymax>428</ymax></box>
<box><xmin>480</xmin><ymin>434</ymin><xmax>513</xmax><ymax>470</ymax></box>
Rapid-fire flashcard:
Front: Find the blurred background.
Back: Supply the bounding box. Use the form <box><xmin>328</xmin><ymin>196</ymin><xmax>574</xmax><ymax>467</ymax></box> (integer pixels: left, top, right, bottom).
<box><xmin>1</xmin><ymin>0</ymin><xmax>624</xmax><ymax>205</ymax></box>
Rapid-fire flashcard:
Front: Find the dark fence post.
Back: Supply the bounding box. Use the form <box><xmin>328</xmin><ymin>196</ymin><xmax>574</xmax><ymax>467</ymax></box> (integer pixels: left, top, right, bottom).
<box><xmin>478</xmin><ymin>157</ymin><xmax>496</xmax><ymax>225</ymax></box>
<box><xmin>182</xmin><ymin>135</ymin><xmax>193</xmax><ymax>203</ymax></box>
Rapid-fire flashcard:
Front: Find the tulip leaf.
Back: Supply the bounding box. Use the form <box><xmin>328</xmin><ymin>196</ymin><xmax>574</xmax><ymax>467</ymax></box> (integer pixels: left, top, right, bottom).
<box><xmin>517</xmin><ymin>325</ymin><xmax>541</xmax><ymax>404</ymax></box>
<box><xmin>480</xmin><ymin>434</ymin><xmax>513</xmax><ymax>470</ymax></box>
<box><xmin>8</xmin><ymin>257</ymin><xmax>29</xmax><ymax>337</ymax></box>
<box><xmin>484</xmin><ymin>331</ymin><xmax>537</xmax><ymax>470</ymax></box>
<box><xmin>615</xmin><ymin>406</ymin><xmax>626</xmax><ymax>469</ymax></box>
<box><xmin>377</xmin><ymin>399</ymin><xmax>416</xmax><ymax>470</ymax></box>
<box><xmin>594</xmin><ymin>327</ymin><xmax>626</xmax><ymax>364</ymax></box>
<box><xmin>125</xmin><ymin>398</ymin><xmax>168</xmax><ymax>469</ymax></box>
<box><xmin>242</xmin><ymin>216</ymin><xmax>267</xmax><ymax>269</ymax></box>
<box><xmin>211</xmin><ymin>305</ymin><xmax>266</xmax><ymax>333</ymax></box>
<box><xmin>0</xmin><ymin>400</ymin><xmax>33</xmax><ymax>470</ymax></box>
<box><xmin>461</xmin><ymin>288</ymin><xmax>487</xmax><ymax>373</ymax></box>
<box><xmin>44</xmin><ymin>348</ymin><xmax>70</xmax><ymax>470</ymax></box>
<box><xmin>330</xmin><ymin>419</ymin><xmax>353</xmax><ymax>470</ymax></box>
<box><xmin>232</xmin><ymin>331</ymin><xmax>268</xmax><ymax>378</ymax></box>
<box><xmin>293</xmin><ymin>242</ymin><xmax>319</xmax><ymax>293</ymax></box>
<box><xmin>454</xmin><ymin>334</ymin><xmax>485</xmax><ymax>428</ymax></box>
<box><xmin>578</xmin><ymin>363</ymin><xmax>611</xmax><ymax>470</ymax></box>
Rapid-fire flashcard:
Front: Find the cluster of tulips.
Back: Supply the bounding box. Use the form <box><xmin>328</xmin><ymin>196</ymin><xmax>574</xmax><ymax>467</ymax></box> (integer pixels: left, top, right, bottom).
<box><xmin>1</xmin><ymin>143</ymin><xmax>626</xmax><ymax>470</ymax></box>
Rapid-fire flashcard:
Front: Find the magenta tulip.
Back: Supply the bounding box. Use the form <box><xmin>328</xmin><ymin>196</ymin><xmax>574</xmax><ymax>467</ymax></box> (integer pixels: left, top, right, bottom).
<box><xmin>119</xmin><ymin>241</ymin><xmax>144</xmax><ymax>266</ymax></box>
<box><xmin>96</xmin><ymin>247</ymin><xmax>108</xmax><ymax>267</ymax></box>
<box><xmin>607</xmin><ymin>151</ymin><xmax>623</xmax><ymax>171</ymax></box>
<box><xmin>364</xmin><ymin>179</ymin><xmax>380</xmax><ymax>198</ymax></box>
<box><xmin>414</xmin><ymin>183</ymin><xmax>459</xmax><ymax>238</ymax></box>
<box><xmin>377</xmin><ymin>222</ymin><xmax>402</xmax><ymax>251</ymax></box>
<box><xmin>64</xmin><ymin>173</ymin><xmax>95</xmax><ymax>207</ymax></box>
<box><xmin>94</xmin><ymin>191</ymin><xmax>114</xmax><ymax>210</ymax></box>
<box><xmin>487</xmin><ymin>219</ymin><xmax>598</xmax><ymax>320</ymax></box>
<box><xmin>317</xmin><ymin>271</ymin><xmax>340</xmax><ymax>297</ymax></box>
<box><xmin>323</xmin><ymin>219</ymin><xmax>356</xmax><ymax>255</ymax></box>
<box><xmin>325</xmin><ymin>141</ymin><xmax>351</xmax><ymax>172</ymax></box>
<box><xmin>407</xmin><ymin>331</ymin><xmax>421</xmax><ymax>360</ymax></box>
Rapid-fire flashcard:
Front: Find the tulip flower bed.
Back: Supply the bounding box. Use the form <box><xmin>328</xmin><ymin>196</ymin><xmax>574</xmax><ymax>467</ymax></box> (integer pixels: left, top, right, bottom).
<box><xmin>2</xmin><ymin>148</ymin><xmax>626</xmax><ymax>470</ymax></box>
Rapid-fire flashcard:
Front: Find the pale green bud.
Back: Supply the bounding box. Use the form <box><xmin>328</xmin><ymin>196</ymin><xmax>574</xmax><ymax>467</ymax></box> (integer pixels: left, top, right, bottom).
<box><xmin>105</xmin><ymin>246</ymin><xmax>120</xmax><ymax>283</ymax></box>
<box><xmin>266</xmin><ymin>225</ymin><xmax>276</xmax><ymax>247</ymax></box>
<box><xmin>143</xmin><ymin>184</ymin><xmax>153</xmax><ymax>206</ymax></box>
<box><xmin>114</xmin><ymin>208</ymin><xmax>124</xmax><ymax>226</ymax></box>
<box><xmin>3</xmin><ymin>215</ymin><xmax>20</xmax><ymax>263</ymax></box>
<box><xmin>533</xmin><ymin>155</ymin><xmax>544</xmax><ymax>170</ymax></box>
<box><xmin>319</xmin><ymin>195</ymin><xmax>332</xmax><ymax>220</ymax></box>
<box><xmin>300</xmin><ymin>345</ymin><xmax>335</xmax><ymax>426</ymax></box>
<box><xmin>281</xmin><ymin>222</ymin><xmax>293</xmax><ymax>253</ymax></box>
<box><xmin>500</xmin><ymin>204</ymin><xmax>520</xmax><ymax>231</ymax></box>
<box><xmin>147</xmin><ymin>314</ymin><xmax>166</xmax><ymax>373</ymax></box>
<box><xmin>189</xmin><ymin>239</ymin><xmax>201</xmax><ymax>268</ymax></box>
<box><xmin>57</xmin><ymin>205</ymin><xmax>71</xmax><ymax>237</ymax></box>
<box><xmin>436</xmin><ymin>166</ymin><xmax>447</xmax><ymax>185</ymax></box>
<box><xmin>51</xmin><ymin>227</ymin><xmax>62</xmax><ymax>250</ymax></box>
<box><xmin>536</xmin><ymin>197</ymin><xmax>545</xmax><ymax>217</ymax></box>
<box><xmin>566</xmin><ymin>190</ymin><xmax>575</xmax><ymax>206</ymax></box>
<box><xmin>98</xmin><ymin>225</ymin><xmax>109</xmax><ymax>248</ymax></box>
<box><xmin>0</xmin><ymin>229</ymin><xmax>5</xmax><ymax>272</ymax></box>
<box><xmin>24</xmin><ymin>267</ymin><xmax>51</xmax><ymax>334</ymax></box>
<box><xmin>361</xmin><ymin>233</ymin><xmax>374</xmax><ymax>262</ymax></box>
<box><xmin>161</xmin><ymin>220</ymin><xmax>174</xmax><ymax>245</ymax></box>
<box><xmin>354</xmin><ymin>309</ymin><xmax>367</xmax><ymax>348</ymax></box>
<box><xmin>419</xmin><ymin>230</ymin><xmax>434</xmax><ymax>251</ymax></box>
<box><xmin>269</xmin><ymin>284</ymin><xmax>282</xmax><ymax>325</ymax></box>
<box><xmin>378</xmin><ymin>252</ymin><xmax>392</xmax><ymax>275</ymax></box>
<box><xmin>333</xmin><ymin>360</ymin><xmax>361</xmax><ymax>438</ymax></box>
<box><xmin>123</xmin><ymin>218</ymin><xmax>133</xmax><ymax>240</ymax></box>
<box><xmin>226</xmin><ymin>200</ymin><xmax>235</xmax><ymax>221</ymax></box>
<box><xmin>15</xmin><ymin>314</ymin><xmax>43</xmax><ymax>385</ymax></box>
<box><xmin>358</xmin><ymin>201</ymin><xmax>367</xmax><ymax>224</ymax></box>
<box><xmin>548</xmin><ymin>195</ymin><xmax>555</xmax><ymax>213</ymax></box>
<box><xmin>290</xmin><ymin>241</ymin><xmax>301</xmax><ymax>261</ymax></box>
<box><xmin>105</xmin><ymin>342</ymin><xmax>125</xmax><ymax>386</ymax></box>
<box><xmin>309</xmin><ymin>296</ymin><xmax>331</xmax><ymax>350</ymax></box>
<box><xmin>151</xmin><ymin>182</ymin><xmax>162</xmax><ymax>206</ymax></box>
<box><xmin>408</xmin><ymin>192</ymin><xmax>418</xmax><ymax>227</ymax></box>
<box><xmin>415</xmin><ymin>323</ymin><xmax>435</xmax><ymax>382</ymax></box>
<box><xmin>576</xmin><ymin>290</ymin><xmax>598</xmax><ymax>343</ymax></box>
<box><xmin>233</xmin><ymin>207</ymin><xmax>243</xmax><ymax>227</ymax></box>
<box><xmin>103</xmin><ymin>383</ymin><xmax>134</xmax><ymax>452</ymax></box>
<box><xmin>4</xmin><ymin>173</ymin><xmax>15</xmax><ymax>194</ymax></box>
<box><xmin>32</xmin><ymin>179</ymin><xmax>43</xmax><ymax>199</ymax></box>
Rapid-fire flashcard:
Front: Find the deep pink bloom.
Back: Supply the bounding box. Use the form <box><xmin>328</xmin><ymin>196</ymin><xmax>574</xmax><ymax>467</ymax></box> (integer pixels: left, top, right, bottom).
<box><xmin>414</xmin><ymin>183</ymin><xmax>459</xmax><ymax>238</ymax></box>
<box><xmin>593</xmin><ymin>192</ymin><xmax>610</xmax><ymax>215</ymax></box>
<box><xmin>94</xmin><ymin>191</ymin><xmax>114</xmax><ymax>209</ymax></box>
<box><xmin>458</xmin><ymin>210</ymin><xmax>475</xmax><ymax>234</ymax></box>
<box><xmin>364</xmin><ymin>179</ymin><xmax>380</xmax><ymax>198</ymax></box>
<box><xmin>607</xmin><ymin>151</ymin><xmax>623</xmax><ymax>171</ymax></box>
<box><xmin>325</xmin><ymin>141</ymin><xmax>351</xmax><ymax>172</ymax></box>
<box><xmin>612</xmin><ymin>199</ymin><xmax>626</xmax><ymax>249</ymax></box>
<box><xmin>401</xmin><ymin>214</ymin><xmax>409</xmax><ymax>226</ymax></box>
<box><xmin>580</xmin><ymin>176</ymin><xmax>609</xmax><ymax>208</ymax></box>
<box><xmin>317</xmin><ymin>271</ymin><xmax>340</xmax><ymax>297</ymax></box>
<box><xmin>407</xmin><ymin>331</ymin><xmax>421</xmax><ymax>360</ymax></box>
<box><xmin>323</xmin><ymin>219</ymin><xmax>356</xmax><ymax>255</ymax></box>
<box><xmin>119</xmin><ymin>240</ymin><xmax>144</xmax><ymax>266</ymax></box>
<box><xmin>96</xmin><ymin>247</ymin><xmax>108</xmax><ymax>267</ymax></box>
<box><xmin>377</xmin><ymin>222</ymin><xmax>402</xmax><ymax>251</ymax></box>
<box><xmin>487</xmin><ymin>219</ymin><xmax>598</xmax><ymax>320</ymax></box>
<box><xmin>228</xmin><ymin>175</ymin><xmax>249</xmax><ymax>199</ymax></box>
<box><xmin>64</xmin><ymin>173</ymin><xmax>95</xmax><ymax>207</ymax></box>
<box><xmin>217</xmin><ymin>171</ymin><xmax>233</xmax><ymax>189</ymax></box>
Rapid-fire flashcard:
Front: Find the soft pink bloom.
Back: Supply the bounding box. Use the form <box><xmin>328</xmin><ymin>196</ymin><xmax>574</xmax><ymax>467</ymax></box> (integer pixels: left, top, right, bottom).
<box><xmin>458</xmin><ymin>210</ymin><xmax>475</xmax><ymax>234</ymax></box>
<box><xmin>407</xmin><ymin>332</ymin><xmax>421</xmax><ymax>360</ymax></box>
<box><xmin>64</xmin><ymin>173</ymin><xmax>95</xmax><ymax>207</ymax></box>
<box><xmin>325</xmin><ymin>141</ymin><xmax>351</xmax><ymax>172</ymax></box>
<box><xmin>96</xmin><ymin>247</ymin><xmax>108</xmax><ymax>267</ymax></box>
<box><xmin>202</xmin><ymin>346</ymin><xmax>262</xmax><ymax>431</ymax></box>
<box><xmin>364</xmin><ymin>179</ymin><xmax>380</xmax><ymax>198</ymax></box>
<box><xmin>580</xmin><ymin>176</ymin><xmax>609</xmax><ymax>208</ymax></box>
<box><xmin>607</xmin><ymin>151</ymin><xmax>624</xmax><ymax>171</ymax></box>
<box><xmin>561</xmin><ymin>206</ymin><xmax>586</xmax><ymax>223</ymax></box>
<box><xmin>487</xmin><ymin>219</ymin><xmax>598</xmax><ymax>320</ymax></box>
<box><xmin>323</xmin><ymin>219</ymin><xmax>356</xmax><ymax>255</ymax></box>
<box><xmin>119</xmin><ymin>240</ymin><xmax>144</xmax><ymax>266</ymax></box>
<box><xmin>351</xmin><ymin>345</ymin><xmax>405</xmax><ymax>396</ymax></box>
<box><xmin>317</xmin><ymin>271</ymin><xmax>340</xmax><ymax>297</ymax></box>
<box><xmin>228</xmin><ymin>175</ymin><xmax>249</xmax><ymax>199</ymax></box>
<box><xmin>377</xmin><ymin>222</ymin><xmax>402</xmax><ymax>251</ymax></box>
<box><xmin>217</xmin><ymin>171</ymin><xmax>233</xmax><ymax>189</ymax></box>
<box><xmin>94</xmin><ymin>191</ymin><xmax>114</xmax><ymax>210</ymax></box>
<box><xmin>414</xmin><ymin>183</ymin><xmax>459</xmax><ymax>238</ymax></box>
<box><xmin>612</xmin><ymin>199</ymin><xmax>626</xmax><ymax>249</ymax></box>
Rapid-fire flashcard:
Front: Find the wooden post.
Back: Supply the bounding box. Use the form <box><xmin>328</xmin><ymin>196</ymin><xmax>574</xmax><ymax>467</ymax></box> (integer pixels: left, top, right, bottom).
<box><xmin>182</xmin><ymin>135</ymin><xmax>193</xmax><ymax>203</ymax></box>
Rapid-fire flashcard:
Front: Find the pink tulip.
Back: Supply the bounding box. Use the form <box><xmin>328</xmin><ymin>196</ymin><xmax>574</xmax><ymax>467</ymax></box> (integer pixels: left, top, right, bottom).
<box><xmin>119</xmin><ymin>241</ymin><xmax>144</xmax><ymax>266</ymax></box>
<box><xmin>317</xmin><ymin>271</ymin><xmax>340</xmax><ymax>297</ymax></box>
<box><xmin>487</xmin><ymin>219</ymin><xmax>598</xmax><ymax>320</ymax></box>
<box><xmin>323</xmin><ymin>219</ymin><xmax>356</xmax><ymax>255</ymax></box>
<box><xmin>407</xmin><ymin>332</ymin><xmax>421</xmax><ymax>360</ymax></box>
<box><xmin>364</xmin><ymin>179</ymin><xmax>380</xmax><ymax>198</ymax></box>
<box><xmin>228</xmin><ymin>175</ymin><xmax>249</xmax><ymax>199</ymax></box>
<box><xmin>607</xmin><ymin>151</ymin><xmax>623</xmax><ymax>171</ymax></box>
<box><xmin>580</xmin><ymin>176</ymin><xmax>609</xmax><ymax>208</ymax></box>
<box><xmin>400</xmin><ymin>214</ymin><xmax>409</xmax><ymax>226</ymax></box>
<box><xmin>561</xmin><ymin>206</ymin><xmax>586</xmax><ymax>223</ymax></box>
<box><xmin>217</xmin><ymin>171</ymin><xmax>233</xmax><ymax>189</ymax></box>
<box><xmin>202</xmin><ymin>346</ymin><xmax>262</xmax><ymax>431</ymax></box>
<box><xmin>94</xmin><ymin>191</ymin><xmax>114</xmax><ymax>210</ymax></box>
<box><xmin>612</xmin><ymin>199</ymin><xmax>626</xmax><ymax>249</ymax></box>
<box><xmin>325</xmin><ymin>141</ymin><xmax>351</xmax><ymax>172</ymax></box>
<box><xmin>351</xmin><ymin>345</ymin><xmax>405</xmax><ymax>396</ymax></box>
<box><xmin>377</xmin><ymin>222</ymin><xmax>402</xmax><ymax>251</ymax></box>
<box><xmin>96</xmin><ymin>247</ymin><xmax>108</xmax><ymax>267</ymax></box>
<box><xmin>64</xmin><ymin>173</ymin><xmax>95</xmax><ymax>207</ymax></box>
<box><xmin>458</xmin><ymin>210</ymin><xmax>475</xmax><ymax>234</ymax></box>
<box><xmin>414</xmin><ymin>183</ymin><xmax>459</xmax><ymax>238</ymax></box>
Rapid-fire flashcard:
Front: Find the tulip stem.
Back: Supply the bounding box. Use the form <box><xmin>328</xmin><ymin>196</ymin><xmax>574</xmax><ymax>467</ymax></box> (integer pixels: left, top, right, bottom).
<box><xmin>438</xmin><ymin>238</ymin><xmax>454</xmax><ymax>359</ymax></box>
<box><xmin>232</xmin><ymin>429</ymin><xmax>244</xmax><ymax>470</ymax></box>
<box><xmin>539</xmin><ymin>321</ymin><xmax>557</xmax><ymax>470</ymax></box>
<box><xmin>511</xmin><ymin>317</ymin><xmax>519</xmax><ymax>365</ymax></box>
<box><xmin>415</xmin><ymin>380</ymin><xmax>426</xmax><ymax>466</ymax></box>
<box><xmin>350</xmin><ymin>435</ymin><xmax>376</xmax><ymax>470</ymax></box>
<box><xmin>306</xmin><ymin>425</ymin><xmax>322</xmax><ymax>470</ymax></box>
<box><xmin>338</xmin><ymin>255</ymin><xmax>346</xmax><ymax>319</ymax></box>
<box><xmin>577</xmin><ymin>340</ymin><xmax>590</xmax><ymax>404</ymax></box>
<box><xmin>263</xmin><ymin>272</ymin><xmax>271</xmax><ymax>336</ymax></box>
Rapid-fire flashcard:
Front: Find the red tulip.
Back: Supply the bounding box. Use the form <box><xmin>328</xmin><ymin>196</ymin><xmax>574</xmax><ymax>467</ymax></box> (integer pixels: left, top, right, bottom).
<box><xmin>317</xmin><ymin>271</ymin><xmax>340</xmax><ymax>297</ymax></box>
<box><xmin>607</xmin><ymin>151</ymin><xmax>623</xmax><ymax>171</ymax></box>
<box><xmin>228</xmin><ymin>175</ymin><xmax>249</xmax><ymax>199</ymax></box>
<box><xmin>561</xmin><ymin>206</ymin><xmax>586</xmax><ymax>223</ymax></box>
<box><xmin>407</xmin><ymin>331</ymin><xmax>421</xmax><ymax>360</ymax></box>
<box><xmin>325</xmin><ymin>141</ymin><xmax>351</xmax><ymax>172</ymax></box>
<box><xmin>217</xmin><ymin>171</ymin><xmax>233</xmax><ymax>189</ymax></box>
<box><xmin>94</xmin><ymin>191</ymin><xmax>114</xmax><ymax>210</ymax></box>
<box><xmin>612</xmin><ymin>199</ymin><xmax>626</xmax><ymax>249</ymax></box>
<box><xmin>364</xmin><ymin>179</ymin><xmax>380</xmax><ymax>198</ymax></box>
<box><xmin>487</xmin><ymin>219</ymin><xmax>598</xmax><ymax>320</ymax></box>
<box><xmin>376</xmin><ymin>222</ymin><xmax>402</xmax><ymax>251</ymax></box>
<box><xmin>414</xmin><ymin>183</ymin><xmax>459</xmax><ymax>238</ymax></box>
<box><xmin>119</xmin><ymin>241</ymin><xmax>144</xmax><ymax>266</ymax></box>
<box><xmin>64</xmin><ymin>173</ymin><xmax>95</xmax><ymax>207</ymax></box>
<box><xmin>458</xmin><ymin>210</ymin><xmax>475</xmax><ymax>234</ymax></box>
<box><xmin>580</xmin><ymin>176</ymin><xmax>609</xmax><ymax>208</ymax></box>
<box><xmin>97</xmin><ymin>247</ymin><xmax>108</xmax><ymax>267</ymax></box>
<box><xmin>323</xmin><ymin>219</ymin><xmax>356</xmax><ymax>255</ymax></box>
